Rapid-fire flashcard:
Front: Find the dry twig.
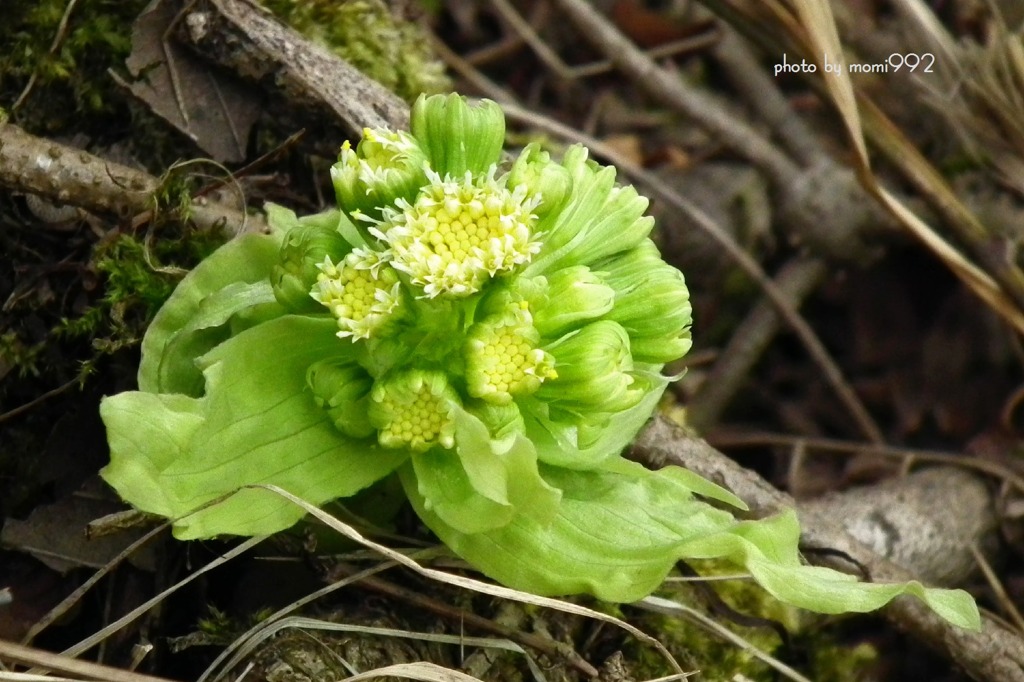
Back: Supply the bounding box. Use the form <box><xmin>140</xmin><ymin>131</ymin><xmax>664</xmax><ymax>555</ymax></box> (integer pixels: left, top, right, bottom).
<box><xmin>174</xmin><ymin>0</ymin><xmax>408</xmax><ymax>135</ymax></box>
<box><xmin>327</xmin><ymin>562</ymin><xmax>600</xmax><ymax>678</ymax></box>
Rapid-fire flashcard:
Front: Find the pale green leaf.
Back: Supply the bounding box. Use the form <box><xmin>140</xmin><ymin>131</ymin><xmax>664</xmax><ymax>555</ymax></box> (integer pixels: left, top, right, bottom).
<box><xmin>599</xmin><ymin>457</ymin><xmax>748</xmax><ymax>511</ymax></box>
<box><xmin>409</xmin><ymin>450</ymin><xmax>514</xmax><ymax>534</ymax></box>
<box><xmin>404</xmin><ymin>458</ymin><xmax>738</xmax><ymax>601</ymax></box>
<box><xmin>100</xmin><ymin>392</ymin><xmax>205</xmax><ymax>519</ymax></box>
<box><xmin>264</xmin><ymin>202</ymin><xmax>302</xmax><ymax>233</ymax></box>
<box><xmin>103</xmin><ymin>316</ymin><xmax>408</xmax><ymax>539</ymax></box>
<box><xmin>138</xmin><ymin>232</ymin><xmax>284</xmax><ymax>394</ymax></box>
<box><xmin>677</xmin><ymin>510</ymin><xmax>981</xmax><ymax>630</ymax></box>
<box><xmin>405</xmin><ymin>458</ymin><xmax>981</xmax><ymax>630</ymax></box>
<box><xmin>157</xmin><ymin>280</ymin><xmax>285</xmax><ymax>397</ymax></box>
<box><xmin>408</xmin><ymin>407</ymin><xmax>561</xmax><ymax>534</ymax></box>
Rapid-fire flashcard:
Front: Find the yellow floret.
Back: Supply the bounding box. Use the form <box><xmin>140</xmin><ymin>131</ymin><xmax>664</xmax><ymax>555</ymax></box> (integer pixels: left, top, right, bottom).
<box><xmin>355</xmin><ymin>129</ymin><xmax>420</xmax><ymax>178</ymax></box>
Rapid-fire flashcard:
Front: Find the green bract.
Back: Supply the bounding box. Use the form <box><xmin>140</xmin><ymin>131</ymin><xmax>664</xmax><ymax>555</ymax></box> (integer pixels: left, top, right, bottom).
<box><xmin>100</xmin><ymin>94</ymin><xmax>980</xmax><ymax>630</ymax></box>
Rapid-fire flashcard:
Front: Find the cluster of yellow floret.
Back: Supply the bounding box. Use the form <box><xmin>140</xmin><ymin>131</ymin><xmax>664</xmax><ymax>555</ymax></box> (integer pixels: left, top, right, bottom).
<box><xmin>466</xmin><ymin>303</ymin><xmax>556</xmax><ymax>405</ymax></box>
<box><xmin>373</xmin><ymin>374</ymin><xmax>456</xmax><ymax>452</ymax></box>
<box><xmin>470</xmin><ymin>323</ymin><xmax>547</xmax><ymax>396</ymax></box>
<box><xmin>309</xmin><ymin>249</ymin><xmax>401</xmax><ymax>341</ymax></box>
<box><xmin>380</xmin><ymin>169</ymin><xmax>543</xmax><ymax>298</ymax></box>
<box><xmin>311</xmin><ymin>163</ymin><xmax>553</xmax><ymax>451</ymax></box>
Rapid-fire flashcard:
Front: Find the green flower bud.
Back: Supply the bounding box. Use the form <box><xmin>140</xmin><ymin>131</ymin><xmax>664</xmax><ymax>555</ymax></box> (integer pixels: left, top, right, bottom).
<box><xmin>331</xmin><ymin>128</ymin><xmax>428</xmax><ymax>223</ymax></box>
<box><xmin>272</xmin><ymin>220</ymin><xmax>350</xmax><ymax>313</ymax></box>
<box><xmin>597</xmin><ymin>240</ymin><xmax>692</xmax><ymax>364</ymax></box>
<box><xmin>411</xmin><ymin>93</ymin><xmax>505</xmax><ymax>177</ymax></box>
<box><xmin>507</xmin><ymin>143</ymin><xmax>572</xmax><ymax>217</ymax></box>
<box><xmin>528</xmin><ymin>266</ymin><xmax>615</xmax><ymax>339</ymax></box>
<box><xmin>306</xmin><ymin>359</ymin><xmax>374</xmax><ymax>439</ymax></box>
<box><xmin>310</xmin><ymin>248</ymin><xmax>405</xmax><ymax>341</ymax></box>
<box><xmin>476</xmin><ymin>279</ymin><xmax>537</xmax><ymax>318</ymax></box>
<box><xmin>538</xmin><ymin>320</ymin><xmax>644</xmax><ymax>415</ymax></box>
<box><xmin>369</xmin><ymin>370</ymin><xmax>461</xmax><ymax>452</ymax></box>
<box><xmin>465</xmin><ymin>302</ymin><xmax>556</xmax><ymax>405</ymax></box>
<box><xmin>526</xmin><ymin>146</ymin><xmax>651</xmax><ymax>275</ymax></box>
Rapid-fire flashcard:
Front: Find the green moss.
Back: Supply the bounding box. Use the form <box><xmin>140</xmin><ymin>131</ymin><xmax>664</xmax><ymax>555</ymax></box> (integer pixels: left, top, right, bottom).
<box><xmin>198</xmin><ymin>606</ymin><xmax>274</xmax><ymax>644</ymax></box>
<box><xmin>54</xmin><ymin>160</ymin><xmax>233</xmax><ymax>357</ymax></box>
<box><xmin>0</xmin><ymin>331</ymin><xmax>45</xmax><ymax>379</ymax></box>
<box><xmin>1</xmin><ymin>0</ymin><xmax>149</xmax><ymax>133</ymax></box>
<box><xmin>58</xmin><ymin>225</ymin><xmax>224</xmax><ymax>356</ymax></box>
<box><xmin>262</xmin><ymin>0</ymin><xmax>450</xmax><ymax>102</ymax></box>
<box><xmin>807</xmin><ymin>639</ymin><xmax>878</xmax><ymax>682</ymax></box>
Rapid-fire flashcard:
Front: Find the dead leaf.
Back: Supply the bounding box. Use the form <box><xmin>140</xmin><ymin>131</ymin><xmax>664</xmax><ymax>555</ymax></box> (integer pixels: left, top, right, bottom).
<box><xmin>1</xmin><ymin>478</ymin><xmax>156</xmax><ymax>573</ymax></box>
<box><xmin>122</xmin><ymin>0</ymin><xmax>261</xmax><ymax>163</ymax></box>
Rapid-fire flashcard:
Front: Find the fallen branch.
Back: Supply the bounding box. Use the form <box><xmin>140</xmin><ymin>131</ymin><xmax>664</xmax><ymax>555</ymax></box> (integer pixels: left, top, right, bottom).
<box><xmin>0</xmin><ymin>121</ymin><xmax>259</xmax><ymax>234</ymax></box>
<box><xmin>175</xmin><ymin>0</ymin><xmax>409</xmax><ymax>138</ymax></box>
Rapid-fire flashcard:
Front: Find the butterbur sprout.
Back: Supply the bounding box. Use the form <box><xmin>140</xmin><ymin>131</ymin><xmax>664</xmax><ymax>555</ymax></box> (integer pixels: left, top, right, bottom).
<box><xmin>100</xmin><ymin>94</ymin><xmax>980</xmax><ymax>629</ymax></box>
